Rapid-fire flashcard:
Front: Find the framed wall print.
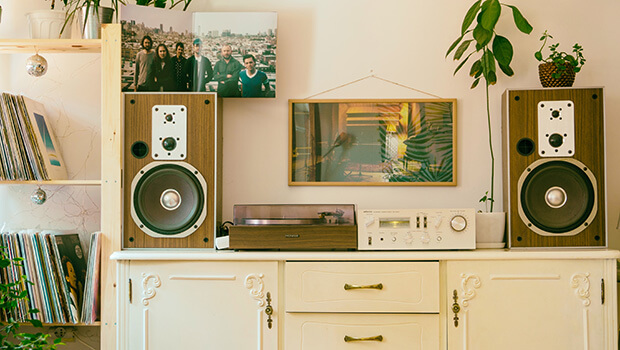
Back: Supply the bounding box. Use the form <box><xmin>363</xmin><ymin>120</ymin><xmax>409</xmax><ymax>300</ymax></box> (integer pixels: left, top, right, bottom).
<box><xmin>289</xmin><ymin>99</ymin><xmax>457</xmax><ymax>186</ymax></box>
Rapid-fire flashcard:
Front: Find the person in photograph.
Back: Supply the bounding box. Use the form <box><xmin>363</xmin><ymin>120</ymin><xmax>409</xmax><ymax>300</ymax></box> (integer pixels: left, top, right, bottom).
<box><xmin>184</xmin><ymin>38</ymin><xmax>213</xmax><ymax>92</ymax></box>
<box><xmin>172</xmin><ymin>42</ymin><xmax>188</xmax><ymax>91</ymax></box>
<box><xmin>153</xmin><ymin>44</ymin><xmax>176</xmax><ymax>92</ymax></box>
<box><xmin>213</xmin><ymin>44</ymin><xmax>243</xmax><ymax>97</ymax></box>
<box><xmin>239</xmin><ymin>54</ymin><xmax>270</xmax><ymax>97</ymax></box>
<box><xmin>134</xmin><ymin>35</ymin><xmax>155</xmax><ymax>91</ymax></box>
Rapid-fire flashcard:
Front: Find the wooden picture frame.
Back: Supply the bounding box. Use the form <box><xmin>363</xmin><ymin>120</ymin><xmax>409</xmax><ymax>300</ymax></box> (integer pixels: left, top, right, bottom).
<box><xmin>289</xmin><ymin>99</ymin><xmax>457</xmax><ymax>186</ymax></box>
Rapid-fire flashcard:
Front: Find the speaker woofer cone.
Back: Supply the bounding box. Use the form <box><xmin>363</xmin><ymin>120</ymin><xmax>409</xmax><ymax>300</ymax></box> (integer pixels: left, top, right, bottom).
<box><xmin>517</xmin><ymin>158</ymin><xmax>597</xmax><ymax>236</ymax></box>
<box><xmin>131</xmin><ymin>162</ymin><xmax>207</xmax><ymax>238</ymax></box>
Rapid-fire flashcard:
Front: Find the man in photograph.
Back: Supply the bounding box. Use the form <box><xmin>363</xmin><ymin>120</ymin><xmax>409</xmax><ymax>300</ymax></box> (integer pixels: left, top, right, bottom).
<box><xmin>239</xmin><ymin>54</ymin><xmax>270</xmax><ymax>97</ymax></box>
<box><xmin>172</xmin><ymin>42</ymin><xmax>188</xmax><ymax>91</ymax></box>
<box><xmin>134</xmin><ymin>35</ymin><xmax>155</xmax><ymax>91</ymax></box>
<box><xmin>184</xmin><ymin>38</ymin><xmax>213</xmax><ymax>92</ymax></box>
<box><xmin>213</xmin><ymin>44</ymin><xmax>243</xmax><ymax>97</ymax></box>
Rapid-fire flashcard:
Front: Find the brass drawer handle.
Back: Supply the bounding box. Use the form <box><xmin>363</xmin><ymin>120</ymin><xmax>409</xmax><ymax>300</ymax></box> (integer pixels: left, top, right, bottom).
<box><xmin>452</xmin><ymin>289</ymin><xmax>460</xmax><ymax>327</ymax></box>
<box><xmin>344</xmin><ymin>335</ymin><xmax>383</xmax><ymax>342</ymax></box>
<box><xmin>344</xmin><ymin>283</ymin><xmax>383</xmax><ymax>290</ymax></box>
<box><xmin>265</xmin><ymin>292</ymin><xmax>273</xmax><ymax>329</ymax></box>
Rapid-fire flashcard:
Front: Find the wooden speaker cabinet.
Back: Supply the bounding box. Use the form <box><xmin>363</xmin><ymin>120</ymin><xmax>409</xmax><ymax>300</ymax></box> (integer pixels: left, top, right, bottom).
<box><xmin>502</xmin><ymin>88</ymin><xmax>606</xmax><ymax>248</ymax></box>
<box><xmin>123</xmin><ymin>93</ymin><xmax>222</xmax><ymax>248</ymax></box>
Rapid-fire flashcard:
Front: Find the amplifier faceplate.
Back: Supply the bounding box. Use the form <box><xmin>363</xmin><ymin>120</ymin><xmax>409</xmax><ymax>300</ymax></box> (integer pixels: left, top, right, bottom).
<box><xmin>358</xmin><ymin>209</ymin><xmax>476</xmax><ymax>250</ymax></box>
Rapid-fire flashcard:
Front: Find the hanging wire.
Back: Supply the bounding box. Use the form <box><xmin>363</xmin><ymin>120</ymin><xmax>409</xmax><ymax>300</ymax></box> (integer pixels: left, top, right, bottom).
<box><xmin>304</xmin><ymin>70</ymin><xmax>444</xmax><ymax>99</ymax></box>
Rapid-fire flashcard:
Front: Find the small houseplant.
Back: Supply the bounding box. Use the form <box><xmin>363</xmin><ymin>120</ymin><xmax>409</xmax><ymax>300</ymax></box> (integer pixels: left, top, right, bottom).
<box><xmin>0</xmin><ymin>247</ymin><xmax>62</xmax><ymax>349</ymax></box>
<box><xmin>446</xmin><ymin>0</ymin><xmax>532</xmax><ymax>247</ymax></box>
<box><xmin>534</xmin><ymin>30</ymin><xmax>586</xmax><ymax>87</ymax></box>
<box><xmin>59</xmin><ymin>0</ymin><xmax>127</xmax><ymax>36</ymax></box>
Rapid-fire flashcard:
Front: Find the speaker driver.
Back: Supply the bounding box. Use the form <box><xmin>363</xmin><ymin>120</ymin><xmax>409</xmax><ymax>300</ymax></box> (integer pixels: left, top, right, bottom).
<box><xmin>131</xmin><ymin>161</ymin><xmax>207</xmax><ymax>238</ymax></box>
<box><xmin>517</xmin><ymin>158</ymin><xmax>597</xmax><ymax>236</ymax></box>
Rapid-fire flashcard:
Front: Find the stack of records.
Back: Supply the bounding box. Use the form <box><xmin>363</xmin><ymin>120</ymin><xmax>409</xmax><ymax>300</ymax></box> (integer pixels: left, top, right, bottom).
<box><xmin>0</xmin><ymin>92</ymin><xmax>67</xmax><ymax>181</ymax></box>
<box><xmin>0</xmin><ymin>230</ymin><xmax>100</xmax><ymax>324</ymax></box>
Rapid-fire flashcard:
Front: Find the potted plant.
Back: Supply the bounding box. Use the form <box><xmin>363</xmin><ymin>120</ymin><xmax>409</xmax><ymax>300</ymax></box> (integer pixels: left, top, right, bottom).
<box><xmin>59</xmin><ymin>0</ymin><xmax>126</xmax><ymax>38</ymax></box>
<box><xmin>27</xmin><ymin>1</ymin><xmax>72</xmax><ymax>39</ymax></box>
<box><xmin>534</xmin><ymin>30</ymin><xmax>586</xmax><ymax>87</ymax></box>
<box><xmin>0</xmin><ymin>247</ymin><xmax>63</xmax><ymax>349</ymax></box>
<box><xmin>446</xmin><ymin>0</ymin><xmax>532</xmax><ymax>248</ymax></box>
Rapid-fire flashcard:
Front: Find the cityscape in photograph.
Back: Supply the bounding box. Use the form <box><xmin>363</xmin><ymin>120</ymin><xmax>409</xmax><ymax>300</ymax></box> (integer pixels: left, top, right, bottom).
<box><xmin>120</xmin><ymin>18</ymin><xmax>277</xmax><ymax>94</ymax></box>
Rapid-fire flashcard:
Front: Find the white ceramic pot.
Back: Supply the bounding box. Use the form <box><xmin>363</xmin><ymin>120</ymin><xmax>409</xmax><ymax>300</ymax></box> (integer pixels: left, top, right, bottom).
<box><xmin>475</xmin><ymin>212</ymin><xmax>506</xmax><ymax>249</ymax></box>
<box><xmin>27</xmin><ymin>10</ymin><xmax>71</xmax><ymax>39</ymax></box>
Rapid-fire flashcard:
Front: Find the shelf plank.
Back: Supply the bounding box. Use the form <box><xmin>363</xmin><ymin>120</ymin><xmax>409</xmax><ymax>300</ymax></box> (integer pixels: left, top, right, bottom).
<box><xmin>0</xmin><ymin>180</ymin><xmax>101</xmax><ymax>186</ymax></box>
<box><xmin>18</xmin><ymin>322</ymin><xmax>101</xmax><ymax>327</ymax></box>
<box><xmin>0</xmin><ymin>39</ymin><xmax>101</xmax><ymax>54</ymax></box>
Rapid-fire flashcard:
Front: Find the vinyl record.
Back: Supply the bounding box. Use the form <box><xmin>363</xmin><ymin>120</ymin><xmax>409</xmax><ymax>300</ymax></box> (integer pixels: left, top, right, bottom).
<box><xmin>131</xmin><ymin>162</ymin><xmax>207</xmax><ymax>238</ymax></box>
<box><xmin>518</xmin><ymin>158</ymin><xmax>597</xmax><ymax>236</ymax></box>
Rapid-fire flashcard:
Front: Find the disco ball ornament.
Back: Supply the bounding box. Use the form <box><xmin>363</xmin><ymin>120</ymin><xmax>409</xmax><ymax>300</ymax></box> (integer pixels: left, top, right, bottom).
<box><xmin>31</xmin><ymin>187</ymin><xmax>47</xmax><ymax>205</ymax></box>
<box><xmin>26</xmin><ymin>54</ymin><xmax>48</xmax><ymax>77</ymax></box>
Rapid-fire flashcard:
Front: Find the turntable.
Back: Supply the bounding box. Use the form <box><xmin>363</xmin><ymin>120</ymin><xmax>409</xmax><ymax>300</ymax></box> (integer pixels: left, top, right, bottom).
<box><xmin>227</xmin><ymin>204</ymin><xmax>357</xmax><ymax>250</ymax></box>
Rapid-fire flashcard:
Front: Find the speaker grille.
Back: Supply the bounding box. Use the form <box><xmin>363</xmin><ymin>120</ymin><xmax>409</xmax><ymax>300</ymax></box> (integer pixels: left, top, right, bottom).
<box><xmin>132</xmin><ymin>162</ymin><xmax>206</xmax><ymax>237</ymax></box>
<box><xmin>518</xmin><ymin>159</ymin><xmax>596</xmax><ymax>236</ymax></box>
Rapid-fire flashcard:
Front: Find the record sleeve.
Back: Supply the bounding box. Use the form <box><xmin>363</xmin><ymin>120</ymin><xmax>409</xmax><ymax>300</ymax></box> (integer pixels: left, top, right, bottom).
<box><xmin>21</xmin><ymin>96</ymin><xmax>67</xmax><ymax>180</ymax></box>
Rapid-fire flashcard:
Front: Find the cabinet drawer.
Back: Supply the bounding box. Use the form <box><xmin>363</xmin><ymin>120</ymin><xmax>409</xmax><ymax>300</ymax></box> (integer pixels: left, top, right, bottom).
<box><xmin>285</xmin><ymin>262</ymin><xmax>439</xmax><ymax>312</ymax></box>
<box><xmin>285</xmin><ymin>313</ymin><xmax>439</xmax><ymax>350</ymax></box>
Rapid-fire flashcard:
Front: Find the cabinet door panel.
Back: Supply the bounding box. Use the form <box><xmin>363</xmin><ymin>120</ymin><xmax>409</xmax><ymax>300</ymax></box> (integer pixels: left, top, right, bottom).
<box><xmin>447</xmin><ymin>260</ymin><xmax>605</xmax><ymax>350</ymax></box>
<box><xmin>285</xmin><ymin>313</ymin><xmax>439</xmax><ymax>350</ymax></box>
<box><xmin>122</xmin><ymin>261</ymin><xmax>277</xmax><ymax>350</ymax></box>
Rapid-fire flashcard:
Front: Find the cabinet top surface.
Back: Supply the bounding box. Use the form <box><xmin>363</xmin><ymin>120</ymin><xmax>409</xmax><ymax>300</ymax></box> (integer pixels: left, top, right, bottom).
<box><xmin>111</xmin><ymin>249</ymin><xmax>620</xmax><ymax>261</ymax></box>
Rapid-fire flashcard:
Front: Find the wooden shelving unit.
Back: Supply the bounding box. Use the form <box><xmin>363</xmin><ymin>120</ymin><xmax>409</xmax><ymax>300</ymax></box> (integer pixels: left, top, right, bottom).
<box><xmin>0</xmin><ymin>25</ymin><xmax>122</xmax><ymax>348</ymax></box>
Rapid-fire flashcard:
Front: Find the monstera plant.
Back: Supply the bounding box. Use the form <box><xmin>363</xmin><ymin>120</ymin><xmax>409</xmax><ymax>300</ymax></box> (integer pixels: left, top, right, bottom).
<box><xmin>446</xmin><ymin>0</ymin><xmax>532</xmax><ymax>212</ymax></box>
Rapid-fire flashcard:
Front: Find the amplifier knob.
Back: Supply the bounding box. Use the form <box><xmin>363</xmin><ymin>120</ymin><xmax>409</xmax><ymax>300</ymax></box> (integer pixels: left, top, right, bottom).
<box><xmin>450</xmin><ymin>215</ymin><xmax>467</xmax><ymax>232</ymax></box>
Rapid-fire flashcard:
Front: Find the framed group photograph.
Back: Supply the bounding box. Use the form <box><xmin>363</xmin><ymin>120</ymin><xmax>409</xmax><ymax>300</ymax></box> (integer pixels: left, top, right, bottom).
<box><xmin>289</xmin><ymin>99</ymin><xmax>457</xmax><ymax>186</ymax></box>
<box><xmin>121</xmin><ymin>5</ymin><xmax>277</xmax><ymax>98</ymax></box>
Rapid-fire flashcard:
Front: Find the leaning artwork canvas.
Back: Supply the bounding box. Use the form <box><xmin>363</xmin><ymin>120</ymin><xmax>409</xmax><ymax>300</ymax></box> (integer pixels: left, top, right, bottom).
<box><xmin>121</xmin><ymin>5</ymin><xmax>277</xmax><ymax>98</ymax></box>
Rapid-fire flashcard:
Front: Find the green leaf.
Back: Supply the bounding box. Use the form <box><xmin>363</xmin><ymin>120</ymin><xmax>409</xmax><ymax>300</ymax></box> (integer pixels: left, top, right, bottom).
<box><xmin>454</xmin><ymin>39</ymin><xmax>473</xmax><ymax>60</ymax></box>
<box><xmin>469</xmin><ymin>59</ymin><xmax>482</xmax><ymax>77</ymax></box>
<box><xmin>453</xmin><ymin>53</ymin><xmax>473</xmax><ymax>75</ymax></box>
<box><xmin>534</xmin><ymin>51</ymin><xmax>543</xmax><ymax>61</ymax></box>
<box><xmin>471</xmin><ymin>77</ymin><xmax>481</xmax><ymax>89</ymax></box>
<box><xmin>480</xmin><ymin>0</ymin><xmax>501</xmax><ymax>31</ymax></box>
<box><xmin>506</xmin><ymin>5</ymin><xmax>533</xmax><ymax>34</ymax></box>
<box><xmin>498</xmin><ymin>62</ymin><xmax>514</xmax><ymax>76</ymax></box>
<box><xmin>473</xmin><ymin>23</ymin><xmax>493</xmax><ymax>48</ymax></box>
<box><xmin>29</xmin><ymin>319</ymin><xmax>43</xmax><ymax>328</ymax></box>
<box><xmin>461</xmin><ymin>0</ymin><xmax>482</xmax><ymax>34</ymax></box>
<box><xmin>446</xmin><ymin>35</ymin><xmax>464</xmax><ymax>57</ymax></box>
<box><xmin>492</xmin><ymin>35</ymin><xmax>513</xmax><ymax>66</ymax></box>
<box><xmin>482</xmin><ymin>49</ymin><xmax>496</xmax><ymax>73</ymax></box>
<box><xmin>486</xmin><ymin>70</ymin><xmax>497</xmax><ymax>85</ymax></box>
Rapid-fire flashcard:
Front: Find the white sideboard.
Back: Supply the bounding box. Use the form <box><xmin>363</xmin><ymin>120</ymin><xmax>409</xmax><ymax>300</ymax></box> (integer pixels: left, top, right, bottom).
<box><xmin>112</xmin><ymin>249</ymin><xmax>619</xmax><ymax>350</ymax></box>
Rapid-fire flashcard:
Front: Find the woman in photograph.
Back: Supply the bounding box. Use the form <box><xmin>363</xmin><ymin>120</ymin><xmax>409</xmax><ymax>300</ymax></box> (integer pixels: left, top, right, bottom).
<box><xmin>153</xmin><ymin>44</ymin><xmax>176</xmax><ymax>92</ymax></box>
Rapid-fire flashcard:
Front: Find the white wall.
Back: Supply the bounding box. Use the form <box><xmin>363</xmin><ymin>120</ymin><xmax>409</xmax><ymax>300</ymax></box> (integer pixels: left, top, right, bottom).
<box><xmin>189</xmin><ymin>0</ymin><xmax>620</xmax><ymax>250</ymax></box>
<box><xmin>0</xmin><ymin>0</ymin><xmax>618</xmax><ymax>244</ymax></box>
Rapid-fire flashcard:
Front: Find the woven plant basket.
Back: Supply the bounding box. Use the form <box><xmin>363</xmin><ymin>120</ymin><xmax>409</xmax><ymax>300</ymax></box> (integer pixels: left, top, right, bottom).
<box><xmin>538</xmin><ymin>62</ymin><xmax>576</xmax><ymax>87</ymax></box>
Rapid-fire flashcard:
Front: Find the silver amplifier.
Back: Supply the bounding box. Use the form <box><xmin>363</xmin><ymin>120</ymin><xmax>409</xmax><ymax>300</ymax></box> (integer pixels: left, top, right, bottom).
<box><xmin>358</xmin><ymin>208</ymin><xmax>476</xmax><ymax>250</ymax></box>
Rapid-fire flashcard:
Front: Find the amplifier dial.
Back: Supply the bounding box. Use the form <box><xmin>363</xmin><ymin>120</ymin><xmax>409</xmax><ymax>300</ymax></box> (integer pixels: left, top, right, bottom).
<box><xmin>450</xmin><ymin>215</ymin><xmax>467</xmax><ymax>232</ymax></box>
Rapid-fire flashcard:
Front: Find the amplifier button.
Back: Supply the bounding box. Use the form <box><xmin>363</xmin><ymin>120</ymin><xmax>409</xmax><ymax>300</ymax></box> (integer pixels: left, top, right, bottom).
<box><xmin>420</xmin><ymin>233</ymin><xmax>431</xmax><ymax>244</ymax></box>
